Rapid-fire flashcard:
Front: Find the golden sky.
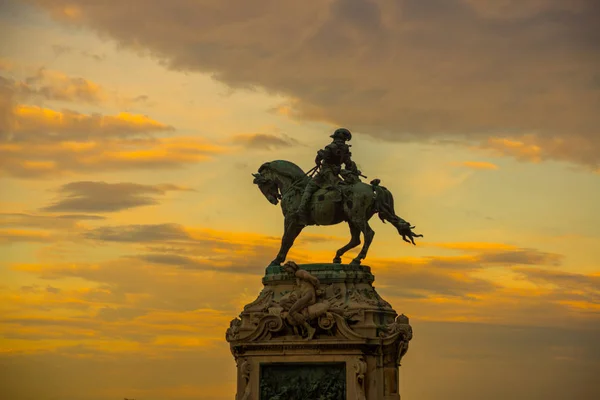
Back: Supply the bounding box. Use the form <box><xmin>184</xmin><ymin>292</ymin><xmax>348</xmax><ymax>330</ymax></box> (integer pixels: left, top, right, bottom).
<box><xmin>1</xmin><ymin>1</ymin><xmax>599</xmax><ymax>399</ymax></box>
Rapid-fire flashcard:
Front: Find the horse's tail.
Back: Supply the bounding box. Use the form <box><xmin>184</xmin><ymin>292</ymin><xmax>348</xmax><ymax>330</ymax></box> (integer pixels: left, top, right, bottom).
<box><xmin>371</xmin><ymin>179</ymin><xmax>409</xmax><ymax>233</ymax></box>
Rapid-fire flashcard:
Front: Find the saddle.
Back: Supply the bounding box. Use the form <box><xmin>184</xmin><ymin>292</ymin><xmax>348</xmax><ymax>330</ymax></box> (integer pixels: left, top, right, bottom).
<box><xmin>311</xmin><ymin>186</ymin><xmax>342</xmax><ymax>204</ymax></box>
<box><xmin>309</xmin><ymin>183</ymin><xmax>353</xmax><ymax>225</ymax></box>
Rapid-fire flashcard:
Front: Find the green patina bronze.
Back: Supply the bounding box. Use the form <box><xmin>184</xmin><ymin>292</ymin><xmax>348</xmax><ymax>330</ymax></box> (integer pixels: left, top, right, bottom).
<box><xmin>263</xmin><ymin>262</ymin><xmax>375</xmax><ymax>286</ymax></box>
<box><xmin>259</xmin><ymin>362</ymin><xmax>346</xmax><ymax>400</ymax></box>
<box><xmin>252</xmin><ymin>128</ymin><xmax>423</xmax><ymax>267</ymax></box>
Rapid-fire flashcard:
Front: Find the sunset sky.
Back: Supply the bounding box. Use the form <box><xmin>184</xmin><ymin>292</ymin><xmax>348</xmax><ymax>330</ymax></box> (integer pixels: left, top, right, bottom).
<box><xmin>1</xmin><ymin>1</ymin><xmax>599</xmax><ymax>399</ymax></box>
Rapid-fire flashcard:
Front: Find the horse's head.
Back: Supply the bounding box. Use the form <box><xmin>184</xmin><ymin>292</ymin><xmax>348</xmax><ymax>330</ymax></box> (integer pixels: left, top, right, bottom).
<box><xmin>252</xmin><ymin>172</ymin><xmax>280</xmax><ymax>205</ymax></box>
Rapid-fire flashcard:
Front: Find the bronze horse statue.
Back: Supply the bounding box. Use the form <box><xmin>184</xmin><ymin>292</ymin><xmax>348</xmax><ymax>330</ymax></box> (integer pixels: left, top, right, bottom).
<box><xmin>252</xmin><ymin>160</ymin><xmax>422</xmax><ymax>266</ymax></box>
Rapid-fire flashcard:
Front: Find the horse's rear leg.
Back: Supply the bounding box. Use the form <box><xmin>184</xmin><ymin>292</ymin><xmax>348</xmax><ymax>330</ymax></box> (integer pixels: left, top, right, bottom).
<box><xmin>350</xmin><ymin>221</ymin><xmax>375</xmax><ymax>266</ymax></box>
<box><xmin>333</xmin><ymin>223</ymin><xmax>361</xmax><ymax>264</ymax></box>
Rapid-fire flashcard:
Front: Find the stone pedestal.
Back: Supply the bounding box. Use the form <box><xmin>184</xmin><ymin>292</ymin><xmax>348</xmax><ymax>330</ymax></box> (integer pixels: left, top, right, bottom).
<box><xmin>226</xmin><ymin>263</ymin><xmax>413</xmax><ymax>400</ymax></box>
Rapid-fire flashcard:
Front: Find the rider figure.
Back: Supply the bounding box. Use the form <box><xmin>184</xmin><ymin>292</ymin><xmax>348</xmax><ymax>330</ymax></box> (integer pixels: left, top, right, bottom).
<box><xmin>296</xmin><ymin>128</ymin><xmax>361</xmax><ymax>224</ymax></box>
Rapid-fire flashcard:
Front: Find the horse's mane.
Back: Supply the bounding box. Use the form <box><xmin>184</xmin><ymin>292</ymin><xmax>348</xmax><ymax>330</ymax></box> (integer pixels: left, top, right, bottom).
<box><xmin>258</xmin><ymin>160</ymin><xmax>308</xmax><ymax>183</ymax></box>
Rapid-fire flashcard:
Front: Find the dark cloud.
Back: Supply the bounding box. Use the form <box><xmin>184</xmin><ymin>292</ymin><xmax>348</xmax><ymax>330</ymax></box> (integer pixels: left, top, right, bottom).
<box><xmin>234</xmin><ymin>133</ymin><xmax>300</xmax><ymax>150</ymax></box>
<box><xmin>42</xmin><ymin>181</ymin><xmax>191</xmax><ymax>213</ymax></box>
<box><xmin>52</xmin><ymin>44</ymin><xmax>106</xmax><ymax>61</ymax></box>
<box><xmin>0</xmin><ymin>212</ymin><xmax>105</xmax><ymax>230</ymax></box>
<box><xmin>95</xmin><ymin>306</ymin><xmax>147</xmax><ymax>322</ymax></box>
<box><xmin>51</xmin><ymin>44</ymin><xmax>73</xmax><ymax>56</ymax></box>
<box><xmin>83</xmin><ymin>222</ymin><xmax>280</xmax><ymax>253</ymax></box>
<box><xmin>55</xmin><ymin>214</ymin><xmax>106</xmax><ymax>220</ymax></box>
<box><xmin>0</xmin><ymin>211</ymin><xmax>106</xmax><ymax>246</ymax></box>
<box><xmin>1</xmin><ymin>317</ymin><xmax>94</xmax><ymax>329</ymax></box>
<box><xmin>20</xmin><ymin>285</ymin><xmax>39</xmax><ymax>293</ymax></box>
<box><xmin>0</xmin><ymin>229</ymin><xmax>52</xmax><ymax>243</ymax></box>
<box><xmin>0</xmin><ymin>76</ymin><xmax>15</xmax><ymax>134</ymax></box>
<box><xmin>132</xmin><ymin>94</ymin><xmax>149</xmax><ymax>103</ymax></box>
<box><xmin>133</xmin><ymin>253</ymin><xmax>262</xmax><ymax>276</ymax></box>
<box><xmin>513</xmin><ymin>267</ymin><xmax>600</xmax><ymax>303</ymax></box>
<box><xmin>45</xmin><ymin>285</ymin><xmax>61</xmax><ymax>294</ymax></box>
<box><xmin>478</xmin><ymin>248</ymin><xmax>564</xmax><ymax>266</ymax></box>
<box><xmin>378</xmin><ymin>266</ymin><xmax>498</xmax><ymax>299</ymax></box>
<box><xmin>374</xmin><ymin>246</ymin><xmax>565</xmax><ymax>299</ymax></box>
<box><xmin>21</xmin><ymin>67</ymin><xmax>107</xmax><ymax>104</ymax></box>
<box><xmin>28</xmin><ymin>0</ymin><xmax>600</xmax><ymax>170</ymax></box>
<box><xmin>83</xmin><ymin>223</ymin><xmax>191</xmax><ymax>242</ymax></box>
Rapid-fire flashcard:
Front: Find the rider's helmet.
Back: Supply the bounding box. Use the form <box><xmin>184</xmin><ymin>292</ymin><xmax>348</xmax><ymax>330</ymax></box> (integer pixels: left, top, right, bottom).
<box><xmin>330</xmin><ymin>128</ymin><xmax>352</xmax><ymax>141</ymax></box>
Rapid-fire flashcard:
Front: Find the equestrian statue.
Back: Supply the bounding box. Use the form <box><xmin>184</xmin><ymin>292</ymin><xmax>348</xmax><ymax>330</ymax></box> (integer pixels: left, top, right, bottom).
<box><xmin>252</xmin><ymin>128</ymin><xmax>422</xmax><ymax>267</ymax></box>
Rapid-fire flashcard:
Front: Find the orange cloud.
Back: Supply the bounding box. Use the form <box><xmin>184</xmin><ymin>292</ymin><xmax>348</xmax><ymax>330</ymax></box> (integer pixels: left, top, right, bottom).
<box><xmin>2</xmin><ymin>65</ymin><xmax>152</xmax><ymax>111</ymax></box>
<box><xmin>0</xmin><ymin>72</ymin><xmax>230</xmax><ymax>177</ymax></box>
<box><xmin>0</xmin><ymin>58</ymin><xmax>14</xmax><ymax>72</ymax></box>
<box><xmin>0</xmin><ymin>103</ymin><xmax>227</xmax><ymax>177</ymax></box>
<box><xmin>62</xmin><ymin>6</ymin><xmax>82</xmax><ymax>19</ymax></box>
<box><xmin>0</xmin><ymin>229</ymin><xmax>53</xmax><ymax>243</ymax></box>
<box><xmin>481</xmin><ymin>137</ymin><xmax>543</xmax><ymax>163</ymax></box>
<box><xmin>41</xmin><ymin>181</ymin><xmax>193</xmax><ymax>213</ymax></box>
<box><xmin>13</xmin><ymin>105</ymin><xmax>172</xmax><ymax>136</ymax></box>
<box><xmin>23</xmin><ymin>68</ymin><xmax>107</xmax><ymax>104</ymax></box>
<box><xmin>450</xmin><ymin>161</ymin><xmax>499</xmax><ymax>170</ymax></box>
<box><xmin>427</xmin><ymin>242</ymin><xmax>518</xmax><ymax>251</ymax></box>
<box><xmin>232</xmin><ymin>132</ymin><xmax>299</xmax><ymax>150</ymax></box>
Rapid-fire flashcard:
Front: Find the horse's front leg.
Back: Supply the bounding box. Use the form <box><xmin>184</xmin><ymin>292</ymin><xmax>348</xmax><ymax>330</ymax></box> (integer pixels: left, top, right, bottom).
<box><xmin>333</xmin><ymin>222</ymin><xmax>361</xmax><ymax>263</ymax></box>
<box><xmin>269</xmin><ymin>218</ymin><xmax>304</xmax><ymax>266</ymax></box>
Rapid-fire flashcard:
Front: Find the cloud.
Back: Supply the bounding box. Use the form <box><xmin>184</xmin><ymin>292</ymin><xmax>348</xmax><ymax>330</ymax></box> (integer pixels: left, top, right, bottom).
<box><xmin>1</xmin><ymin>74</ymin><xmax>172</xmax><ymax>142</ymax></box>
<box><xmin>7</xmin><ymin>238</ymin><xmax>593</xmax><ymax>328</ymax></box>
<box><xmin>0</xmin><ymin>68</ymin><xmax>111</xmax><ymax>106</ymax></box>
<box><xmin>41</xmin><ymin>181</ymin><xmax>192</xmax><ymax>213</ymax></box>
<box><xmin>451</xmin><ymin>161</ymin><xmax>499</xmax><ymax>170</ymax></box>
<box><xmin>377</xmin><ymin>262</ymin><xmax>498</xmax><ymax>299</ymax></box>
<box><xmin>4</xmin><ymin>224</ymin><xmax>596</xmax><ymax>387</ymax></box>
<box><xmin>77</xmin><ymin>222</ymin><xmax>567</xmax><ymax>300</ymax></box>
<box><xmin>478</xmin><ymin>248</ymin><xmax>564</xmax><ymax>266</ymax></box>
<box><xmin>1</xmin><ymin>135</ymin><xmax>228</xmax><ymax>178</ymax></box>
<box><xmin>0</xmin><ymin>58</ymin><xmax>15</xmax><ymax>72</ymax></box>
<box><xmin>512</xmin><ymin>267</ymin><xmax>600</xmax><ymax>305</ymax></box>
<box><xmin>95</xmin><ymin>306</ymin><xmax>147</xmax><ymax>322</ymax></box>
<box><xmin>9</xmin><ymin>104</ymin><xmax>173</xmax><ymax>142</ymax></box>
<box><xmin>233</xmin><ymin>133</ymin><xmax>300</xmax><ymax>150</ymax></box>
<box><xmin>132</xmin><ymin>253</ymin><xmax>260</xmax><ymax>275</ymax></box>
<box><xmin>0</xmin><ymin>212</ymin><xmax>105</xmax><ymax>230</ymax></box>
<box><xmin>2</xmin><ymin>63</ymin><xmax>152</xmax><ymax>110</ymax></box>
<box><xmin>0</xmin><ymin>229</ymin><xmax>54</xmax><ymax>243</ymax></box>
<box><xmin>461</xmin><ymin>0</ymin><xmax>589</xmax><ymax>19</ymax></box>
<box><xmin>46</xmin><ymin>285</ymin><xmax>61</xmax><ymax>294</ymax></box>
<box><xmin>83</xmin><ymin>223</ymin><xmax>191</xmax><ymax>242</ymax></box>
<box><xmin>0</xmin><ymin>212</ymin><xmax>106</xmax><ymax>245</ymax></box>
<box><xmin>21</xmin><ymin>67</ymin><xmax>108</xmax><ymax>104</ymax></box>
<box><xmin>370</xmin><ymin>246</ymin><xmax>565</xmax><ymax>302</ymax></box>
<box><xmin>0</xmin><ymin>76</ymin><xmax>228</xmax><ymax>177</ymax></box>
<box><xmin>52</xmin><ymin>44</ymin><xmax>106</xmax><ymax>61</ymax></box>
<box><xmin>477</xmin><ymin>134</ymin><xmax>600</xmax><ymax>172</ymax></box>
<box><xmin>428</xmin><ymin>242</ymin><xmax>517</xmax><ymax>251</ymax></box>
<box><xmin>82</xmin><ymin>223</ymin><xmax>283</xmax><ymax>271</ymax></box>
<box><xmin>27</xmin><ymin>0</ymin><xmax>600</xmax><ymax>170</ymax></box>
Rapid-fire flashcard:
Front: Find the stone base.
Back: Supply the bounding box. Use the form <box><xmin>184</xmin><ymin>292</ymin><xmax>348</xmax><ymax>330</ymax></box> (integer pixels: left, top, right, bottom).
<box><xmin>226</xmin><ymin>263</ymin><xmax>412</xmax><ymax>400</ymax></box>
<box><xmin>234</xmin><ymin>341</ymin><xmax>403</xmax><ymax>399</ymax></box>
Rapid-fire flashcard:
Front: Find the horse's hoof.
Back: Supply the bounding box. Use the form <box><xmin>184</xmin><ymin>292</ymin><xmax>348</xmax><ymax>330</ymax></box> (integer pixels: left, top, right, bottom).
<box><xmin>268</xmin><ymin>260</ymin><xmax>281</xmax><ymax>267</ymax></box>
<box><xmin>333</xmin><ymin>257</ymin><xmax>342</xmax><ymax>264</ymax></box>
<box><xmin>350</xmin><ymin>259</ymin><xmax>361</xmax><ymax>266</ymax></box>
